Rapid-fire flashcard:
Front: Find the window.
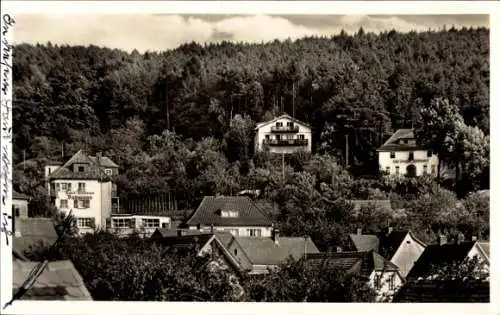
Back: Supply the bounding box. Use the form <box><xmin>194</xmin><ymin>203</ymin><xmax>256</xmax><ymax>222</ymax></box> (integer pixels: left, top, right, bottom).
<box><xmin>423</xmin><ymin>165</ymin><xmax>428</xmax><ymax>174</ymax></box>
<box><xmin>221</xmin><ymin>210</ymin><xmax>239</xmax><ymax>218</ymax></box>
<box><xmin>60</xmin><ymin>199</ymin><xmax>68</xmax><ymax>209</ymax></box>
<box><xmin>105</xmin><ymin>169</ymin><xmax>112</xmax><ymax>176</ymax></box>
<box><xmin>390</xmin><ymin>152</ymin><xmax>395</xmax><ymax>159</ymax></box>
<box><xmin>113</xmin><ymin>218</ymin><xmax>133</xmax><ymax>228</ymax></box>
<box><xmin>298</xmin><ymin>134</ymin><xmax>305</xmax><ymax>140</ymax></box>
<box><xmin>287</xmin><ymin>122</ymin><xmax>294</xmax><ymax>127</ymax></box>
<box><xmin>374</xmin><ymin>273</ymin><xmax>382</xmax><ymax>290</ymax></box>
<box><xmin>78</xmin><ymin>166</ymin><xmax>85</xmax><ymax>173</ymax></box>
<box><xmin>73</xmin><ymin>199</ymin><xmax>90</xmax><ymax>209</ymax></box>
<box><xmin>77</xmin><ymin>217</ymin><xmax>95</xmax><ymax>228</ymax></box>
<box><xmin>78</xmin><ymin>183</ymin><xmax>86</xmax><ymax>193</ymax></box>
<box><xmin>61</xmin><ymin>183</ymin><xmax>72</xmax><ymax>191</ymax></box>
<box><xmin>162</xmin><ymin>222</ymin><xmax>169</xmax><ymax>228</ymax></box>
<box><xmin>55</xmin><ymin>183</ymin><xmax>60</xmax><ymax>191</ymax></box>
<box><xmin>388</xmin><ymin>274</ymin><xmax>396</xmax><ymax>290</ymax></box>
<box><xmin>234</xmin><ymin>248</ymin><xmax>238</xmax><ymax>255</ymax></box>
<box><xmin>408</xmin><ymin>152</ymin><xmax>414</xmax><ymax>161</ymax></box>
<box><xmin>395</xmin><ymin>166</ymin><xmax>400</xmax><ymax>175</ymax></box>
<box><xmin>431</xmin><ymin>165</ymin><xmax>436</xmax><ymax>174</ymax></box>
<box><xmin>427</xmin><ymin>150</ymin><xmax>433</xmax><ymax>157</ymax></box>
<box><xmin>276</xmin><ymin>122</ymin><xmax>283</xmax><ymax>127</ymax></box>
<box><xmin>265</xmin><ymin>135</ymin><xmax>270</xmax><ymax>140</ymax></box>
<box><xmin>248</xmin><ymin>229</ymin><xmax>262</xmax><ymax>237</ymax></box>
<box><xmin>142</xmin><ymin>218</ymin><xmax>160</xmax><ymax>228</ymax></box>
<box><xmin>14</xmin><ymin>207</ymin><xmax>20</xmax><ymax>217</ymax></box>
<box><xmin>276</xmin><ymin>135</ymin><xmax>281</xmax><ymax>140</ymax></box>
<box><xmin>403</xmin><ymin>139</ymin><xmax>408</xmax><ymax>144</ymax></box>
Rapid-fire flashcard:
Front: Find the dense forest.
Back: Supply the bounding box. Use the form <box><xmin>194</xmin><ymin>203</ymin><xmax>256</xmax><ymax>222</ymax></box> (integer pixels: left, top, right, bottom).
<box><xmin>12</xmin><ymin>27</ymin><xmax>490</xmax><ymax>247</ymax></box>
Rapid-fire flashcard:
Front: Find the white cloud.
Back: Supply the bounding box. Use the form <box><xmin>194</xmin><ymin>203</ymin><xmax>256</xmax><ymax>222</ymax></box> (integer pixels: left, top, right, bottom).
<box><xmin>13</xmin><ymin>14</ymin><xmax>488</xmax><ymax>53</ymax></box>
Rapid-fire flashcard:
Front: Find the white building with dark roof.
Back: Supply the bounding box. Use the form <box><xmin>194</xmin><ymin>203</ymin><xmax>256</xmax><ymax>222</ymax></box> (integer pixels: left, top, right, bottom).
<box><xmin>45</xmin><ymin>150</ymin><xmax>119</xmax><ymax>234</ymax></box>
<box><xmin>254</xmin><ymin>114</ymin><xmax>312</xmax><ymax>154</ymax></box>
<box><xmin>377</xmin><ymin>129</ymin><xmax>439</xmax><ymax>177</ymax></box>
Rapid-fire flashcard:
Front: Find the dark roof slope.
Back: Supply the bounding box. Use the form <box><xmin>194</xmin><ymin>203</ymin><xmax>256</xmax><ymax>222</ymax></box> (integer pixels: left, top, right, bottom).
<box><xmin>378</xmin><ymin>231</ymin><xmax>409</xmax><ymax>259</ymax></box>
<box><xmin>185</xmin><ymin>196</ymin><xmax>273</xmax><ymax>227</ymax></box>
<box><xmin>234</xmin><ymin>236</ymin><xmax>319</xmax><ymax>265</ymax></box>
<box><xmin>13</xmin><ymin>259</ymin><xmax>92</xmax><ymax>300</ymax></box>
<box><xmin>393</xmin><ymin>279</ymin><xmax>489</xmax><ymax>302</ymax></box>
<box><xmin>307</xmin><ymin>251</ymin><xmax>399</xmax><ymax>278</ymax></box>
<box><xmin>13</xmin><ymin>190</ymin><xmax>30</xmax><ymax>200</ymax></box>
<box><xmin>407</xmin><ymin>242</ymin><xmax>477</xmax><ymax>280</ymax></box>
<box><xmin>88</xmin><ymin>156</ymin><xmax>118</xmax><ymax>168</ymax></box>
<box><xmin>48</xmin><ymin>149</ymin><xmax>115</xmax><ymax>181</ymax></box>
<box><xmin>377</xmin><ymin>128</ymin><xmax>423</xmax><ymax>152</ymax></box>
<box><xmin>349</xmin><ymin>234</ymin><xmax>380</xmax><ymax>252</ymax></box>
<box><xmin>13</xmin><ymin>218</ymin><xmax>58</xmax><ymax>253</ymax></box>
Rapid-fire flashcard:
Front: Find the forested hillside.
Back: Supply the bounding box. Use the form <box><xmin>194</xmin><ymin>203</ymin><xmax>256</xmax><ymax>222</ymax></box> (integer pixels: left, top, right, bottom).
<box><xmin>12</xmin><ymin>27</ymin><xmax>489</xmax><ymax>245</ymax></box>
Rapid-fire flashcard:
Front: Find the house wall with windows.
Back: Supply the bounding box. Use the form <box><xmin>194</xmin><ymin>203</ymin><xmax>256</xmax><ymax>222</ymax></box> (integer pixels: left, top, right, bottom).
<box><xmin>390</xmin><ymin>233</ymin><xmax>427</xmax><ymax>278</ymax></box>
<box><xmin>50</xmin><ymin>179</ymin><xmax>111</xmax><ymax>234</ymax></box>
<box><xmin>12</xmin><ymin>199</ymin><xmax>29</xmax><ymax>219</ymax></box>
<box><xmin>191</xmin><ymin>225</ymin><xmax>273</xmax><ymax>237</ymax></box>
<box><xmin>254</xmin><ymin>115</ymin><xmax>312</xmax><ymax>154</ymax></box>
<box><xmin>369</xmin><ymin>270</ymin><xmax>404</xmax><ymax>301</ymax></box>
<box><xmin>108</xmin><ymin>214</ymin><xmax>171</xmax><ymax>237</ymax></box>
<box><xmin>379</xmin><ymin>149</ymin><xmax>439</xmax><ymax>177</ymax></box>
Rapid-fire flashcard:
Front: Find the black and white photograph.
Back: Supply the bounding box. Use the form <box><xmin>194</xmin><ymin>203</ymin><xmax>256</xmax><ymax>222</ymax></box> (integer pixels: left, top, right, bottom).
<box><xmin>0</xmin><ymin>1</ymin><xmax>497</xmax><ymax>314</ymax></box>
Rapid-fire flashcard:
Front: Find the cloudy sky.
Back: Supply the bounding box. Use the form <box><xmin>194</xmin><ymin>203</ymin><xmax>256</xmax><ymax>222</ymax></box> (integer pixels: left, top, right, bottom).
<box><xmin>14</xmin><ymin>14</ymin><xmax>489</xmax><ymax>52</ymax></box>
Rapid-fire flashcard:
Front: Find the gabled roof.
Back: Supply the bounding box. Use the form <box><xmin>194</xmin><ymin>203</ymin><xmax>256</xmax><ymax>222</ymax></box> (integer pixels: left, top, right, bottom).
<box><xmin>406</xmin><ymin>241</ymin><xmax>479</xmax><ymax>280</ymax></box>
<box><xmin>13</xmin><ymin>190</ymin><xmax>30</xmax><ymax>200</ymax></box>
<box><xmin>377</xmin><ymin>128</ymin><xmax>423</xmax><ymax>152</ymax></box>
<box><xmin>88</xmin><ymin>156</ymin><xmax>119</xmax><ymax>168</ymax></box>
<box><xmin>349</xmin><ymin>234</ymin><xmax>380</xmax><ymax>252</ymax></box>
<box><xmin>477</xmin><ymin>242</ymin><xmax>490</xmax><ymax>259</ymax></box>
<box><xmin>185</xmin><ymin>196</ymin><xmax>273</xmax><ymax>227</ymax></box>
<box><xmin>307</xmin><ymin>251</ymin><xmax>399</xmax><ymax>278</ymax></box>
<box><xmin>393</xmin><ymin>279</ymin><xmax>490</xmax><ymax>302</ymax></box>
<box><xmin>13</xmin><ymin>259</ymin><xmax>92</xmax><ymax>300</ymax></box>
<box><xmin>255</xmin><ymin>114</ymin><xmax>311</xmax><ymax>130</ymax></box>
<box><xmin>13</xmin><ymin>218</ymin><xmax>58</xmax><ymax>254</ymax></box>
<box><xmin>48</xmin><ymin>149</ymin><xmax>115</xmax><ymax>181</ymax></box>
<box><xmin>234</xmin><ymin>236</ymin><xmax>319</xmax><ymax>266</ymax></box>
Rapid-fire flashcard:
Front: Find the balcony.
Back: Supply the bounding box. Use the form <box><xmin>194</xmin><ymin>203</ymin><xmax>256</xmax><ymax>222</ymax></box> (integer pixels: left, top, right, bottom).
<box><xmin>270</xmin><ymin>125</ymin><xmax>299</xmax><ymax>133</ymax></box>
<box><xmin>263</xmin><ymin>139</ymin><xmax>308</xmax><ymax>146</ymax></box>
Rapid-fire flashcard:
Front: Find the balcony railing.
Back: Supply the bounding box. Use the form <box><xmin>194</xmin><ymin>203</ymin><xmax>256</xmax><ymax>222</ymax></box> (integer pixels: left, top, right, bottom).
<box><xmin>263</xmin><ymin>139</ymin><xmax>308</xmax><ymax>146</ymax></box>
<box><xmin>270</xmin><ymin>125</ymin><xmax>299</xmax><ymax>133</ymax></box>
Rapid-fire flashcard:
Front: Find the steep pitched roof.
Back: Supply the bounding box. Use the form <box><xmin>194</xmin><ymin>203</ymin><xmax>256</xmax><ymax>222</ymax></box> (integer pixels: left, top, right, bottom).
<box><xmin>13</xmin><ymin>218</ymin><xmax>58</xmax><ymax>254</ymax></box>
<box><xmin>478</xmin><ymin>242</ymin><xmax>489</xmax><ymax>259</ymax></box>
<box><xmin>307</xmin><ymin>251</ymin><xmax>399</xmax><ymax>278</ymax></box>
<box><xmin>13</xmin><ymin>190</ymin><xmax>30</xmax><ymax>200</ymax></box>
<box><xmin>377</xmin><ymin>128</ymin><xmax>423</xmax><ymax>152</ymax></box>
<box><xmin>185</xmin><ymin>196</ymin><xmax>273</xmax><ymax>227</ymax></box>
<box><xmin>88</xmin><ymin>156</ymin><xmax>118</xmax><ymax>168</ymax></box>
<box><xmin>234</xmin><ymin>236</ymin><xmax>319</xmax><ymax>265</ymax></box>
<box><xmin>393</xmin><ymin>279</ymin><xmax>489</xmax><ymax>302</ymax></box>
<box><xmin>255</xmin><ymin>114</ymin><xmax>311</xmax><ymax>130</ymax></box>
<box><xmin>407</xmin><ymin>242</ymin><xmax>478</xmax><ymax>280</ymax></box>
<box><xmin>349</xmin><ymin>234</ymin><xmax>380</xmax><ymax>252</ymax></box>
<box><xmin>13</xmin><ymin>259</ymin><xmax>92</xmax><ymax>300</ymax></box>
<box><xmin>48</xmin><ymin>149</ymin><xmax>113</xmax><ymax>181</ymax></box>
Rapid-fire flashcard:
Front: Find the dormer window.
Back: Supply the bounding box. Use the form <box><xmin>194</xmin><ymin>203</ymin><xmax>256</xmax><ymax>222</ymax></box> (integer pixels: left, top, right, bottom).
<box><xmin>221</xmin><ymin>210</ymin><xmax>239</xmax><ymax>218</ymax></box>
<box><xmin>276</xmin><ymin>122</ymin><xmax>283</xmax><ymax>127</ymax></box>
<box><xmin>408</xmin><ymin>152</ymin><xmax>414</xmax><ymax>161</ymax></box>
<box><xmin>287</xmin><ymin>122</ymin><xmax>294</xmax><ymax>127</ymax></box>
<box><xmin>105</xmin><ymin>169</ymin><xmax>112</xmax><ymax>176</ymax></box>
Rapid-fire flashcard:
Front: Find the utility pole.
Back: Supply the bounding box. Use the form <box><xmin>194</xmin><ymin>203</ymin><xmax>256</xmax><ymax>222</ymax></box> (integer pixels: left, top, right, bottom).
<box><xmin>292</xmin><ymin>82</ymin><xmax>296</xmax><ymax>118</ymax></box>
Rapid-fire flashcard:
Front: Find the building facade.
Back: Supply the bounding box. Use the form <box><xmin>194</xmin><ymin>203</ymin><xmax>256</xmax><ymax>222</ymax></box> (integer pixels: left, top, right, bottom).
<box><xmin>107</xmin><ymin>214</ymin><xmax>171</xmax><ymax>237</ymax></box>
<box><xmin>45</xmin><ymin>150</ymin><xmax>119</xmax><ymax>234</ymax></box>
<box><xmin>185</xmin><ymin>196</ymin><xmax>274</xmax><ymax>237</ymax></box>
<box><xmin>377</xmin><ymin>129</ymin><xmax>439</xmax><ymax>177</ymax></box>
<box><xmin>254</xmin><ymin>114</ymin><xmax>312</xmax><ymax>154</ymax></box>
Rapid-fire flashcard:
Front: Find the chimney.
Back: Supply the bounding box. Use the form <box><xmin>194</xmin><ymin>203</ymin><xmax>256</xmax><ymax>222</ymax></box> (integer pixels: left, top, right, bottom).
<box><xmin>272</xmin><ymin>228</ymin><xmax>279</xmax><ymax>244</ymax></box>
<box><xmin>357</xmin><ymin>228</ymin><xmax>362</xmax><ymax>235</ymax></box>
<box><xmin>457</xmin><ymin>233</ymin><xmax>465</xmax><ymax>244</ymax></box>
<box><xmin>387</xmin><ymin>226</ymin><xmax>393</xmax><ymax>235</ymax></box>
<box><xmin>472</xmin><ymin>235</ymin><xmax>478</xmax><ymax>242</ymax></box>
<box><xmin>336</xmin><ymin>246</ymin><xmax>342</xmax><ymax>253</ymax></box>
<box><xmin>438</xmin><ymin>234</ymin><xmax>447</xmax><ymax>246</ymax></box>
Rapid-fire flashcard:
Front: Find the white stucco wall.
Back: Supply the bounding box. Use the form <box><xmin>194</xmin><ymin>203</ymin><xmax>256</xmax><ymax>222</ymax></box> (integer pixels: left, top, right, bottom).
<box><xmin>378</xmin><ymin>150</ymin><xmax>439</xmax><ymax>177</ymax></box>
<box><xmin>467</xmin><ymin>243</ymin><xmax>490</xmax><ymax>273</ymax></box>
<box><xmin>390</xmin><ymin>233</ymin><xmax>426</xmax><ymax>278</ymax></box>
<box><xmin>255</xmin><ymin>117</ymin><xmax>312</xmax><ymax>154</ymax></box>
<box><xmin>369</xmin><ymin>270</ymin><xmax>404</xmax><ymax>301</ymax></box>
<box><xmin>52</xmin><ymin>179</ymin><xmax>108</xmax><ymax>234</ymax></box>
<box><xmin>199</xmin><ymin>225</ymin><xmax>273</xmax><ymax>237</ymax></box>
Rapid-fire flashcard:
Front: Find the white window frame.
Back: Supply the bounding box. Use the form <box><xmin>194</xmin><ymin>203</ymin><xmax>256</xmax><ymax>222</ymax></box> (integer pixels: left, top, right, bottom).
<box><xmin>78</xmin><ymin>182</ymin><xmax>86</xmax><ymax>193</ymax></box>
<box><xmin>247</xmin><ymin>229</ymin><xmax>262</xmax><ymax>237</ymax></box>
<box><xmin>142</xmin><ymin>218</ymin><xmax>160</xmax><ymax>228</ymax></box>
<box><xmin>77</xmin><ymin>217</ymin><xmax>95</xmax><ymax>228</ymax></box>
<box><xmin>105</xmin><ymin>169</ymin><xmax>113</xmax><ymax>176</ymax></box>
<box><xmin>60</xmin><ymin>199</ymin><xmax>68</xmax><ymax>209</ymax></box>
<box><xmin>221</xmin><ymin>210</ymin><xmax>239</xmax><ymax>218</ymax></box>
<box><xmin>113</xmin><ymin>218</ymin><xmax>133</xmax><ymax>228</ymax></box>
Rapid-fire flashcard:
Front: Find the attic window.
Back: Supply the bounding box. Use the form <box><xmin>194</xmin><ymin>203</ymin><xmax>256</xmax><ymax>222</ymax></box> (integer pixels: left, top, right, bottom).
<box><xmin>221</xmin><ymin>210</ymin><xmax>239</xmax><ymax>218</ymax></box>
<box><xmin>78</xmin><ymin>166</ymin><xmax>84</xmax><ymax>173</ymax></box>
<box><xmin>105</xmin><ymin>169</ymin><xmax>112</xmax><ymax>176</ymax></box>
<box><xmin>276</xmin><ymin>122</ymin><xmax>283</xmax><ymax>127</ymax></box>
<box><xmin>287</xmin><ymin>122</ymin><xmax>294</xmax><ymax>127</ymax></box>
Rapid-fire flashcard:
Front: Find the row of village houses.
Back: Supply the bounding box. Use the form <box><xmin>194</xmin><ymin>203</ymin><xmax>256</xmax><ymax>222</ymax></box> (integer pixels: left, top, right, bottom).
<box><xmin>10</xmin><ymin>115</ymin><xmax>486</xmax><ymax>301</ymax></box>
